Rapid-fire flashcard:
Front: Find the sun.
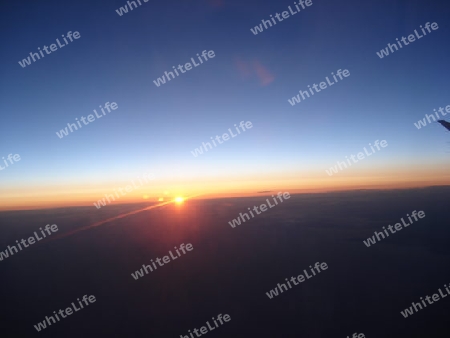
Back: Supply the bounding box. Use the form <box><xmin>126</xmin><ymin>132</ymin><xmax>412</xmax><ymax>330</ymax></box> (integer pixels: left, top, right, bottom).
<box><xmin>174</xmin><ymin>196</ymin><xmax>185</xmax><ymax>203</ymax></box>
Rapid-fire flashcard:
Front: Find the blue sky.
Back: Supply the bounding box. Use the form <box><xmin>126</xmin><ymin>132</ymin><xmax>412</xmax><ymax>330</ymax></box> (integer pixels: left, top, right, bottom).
<box><xmin>1</xmin><ymin>0</ymin><xmax>449</xmax><ymax>207</ymax></box>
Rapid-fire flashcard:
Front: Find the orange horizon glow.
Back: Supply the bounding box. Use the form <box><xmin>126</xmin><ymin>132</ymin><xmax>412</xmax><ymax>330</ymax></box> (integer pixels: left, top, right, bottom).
<box><xmin>1</xmin><ymin>180</ymin><xmax>450</xmax><ymax>211</ymax></box>
<box><xmin>2</xmin><ymin>162</ymin><xmax>450</xmax><ymax>211</ymax></box>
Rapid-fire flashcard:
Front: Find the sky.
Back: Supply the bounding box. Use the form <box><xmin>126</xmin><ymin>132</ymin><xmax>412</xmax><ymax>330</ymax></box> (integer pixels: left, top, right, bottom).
<box><xmin>1</xmin><ymin>0</ymin><xmax>450</xmax><ymax>210</ymax></box>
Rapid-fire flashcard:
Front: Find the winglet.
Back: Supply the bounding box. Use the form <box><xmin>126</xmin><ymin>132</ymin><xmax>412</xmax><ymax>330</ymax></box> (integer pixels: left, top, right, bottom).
<box><xmin>438</xmin><ymin>120</ymin><xmax>450</xmax><ymax>132</ymax></box>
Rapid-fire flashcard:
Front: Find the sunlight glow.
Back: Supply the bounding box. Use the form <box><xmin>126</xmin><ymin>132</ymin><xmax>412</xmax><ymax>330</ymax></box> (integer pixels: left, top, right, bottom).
<box><xmin>174</xmin><ymin>196</ymin><xmax>185</xmax><ymax>203</ymax></box>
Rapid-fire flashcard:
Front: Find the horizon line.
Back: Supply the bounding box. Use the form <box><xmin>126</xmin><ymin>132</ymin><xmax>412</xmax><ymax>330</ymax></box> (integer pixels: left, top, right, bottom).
<box><xmin>1</xmin><ymin>184</ymin><xmax>448</xmax><ymax>213</ymax></box>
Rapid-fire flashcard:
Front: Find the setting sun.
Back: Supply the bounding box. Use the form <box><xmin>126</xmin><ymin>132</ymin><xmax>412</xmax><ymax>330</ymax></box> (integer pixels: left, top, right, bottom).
<box><xmin>174</xmin><ymin>196</ymin><xmax>185</xmax><ymax>203</ymax></box>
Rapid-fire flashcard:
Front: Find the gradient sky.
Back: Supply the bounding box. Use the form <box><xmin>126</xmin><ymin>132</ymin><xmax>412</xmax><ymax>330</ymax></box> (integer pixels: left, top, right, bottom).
<box><xmin>1</xmin><ymin>0</ymin><xmax>450</xmax><ymax>209</ymax></box>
